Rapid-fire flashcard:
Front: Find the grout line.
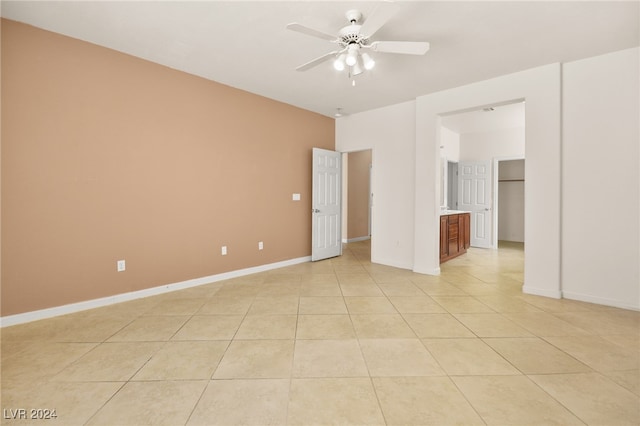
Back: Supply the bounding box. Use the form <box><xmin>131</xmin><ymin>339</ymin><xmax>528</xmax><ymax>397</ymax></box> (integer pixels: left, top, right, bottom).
<box><xmin>82</xmin><ymin>380</ymin><xmax>129</xmax><ymax>426</ymax></box>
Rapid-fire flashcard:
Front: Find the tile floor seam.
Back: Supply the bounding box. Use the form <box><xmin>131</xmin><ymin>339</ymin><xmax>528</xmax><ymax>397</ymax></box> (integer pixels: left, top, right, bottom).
<box><xmin>81</xmin><ymin>380</ymin><xmax>128</xmax><ymax>426</ymax></box>
<box><xmin>417</xmin><ymin>337</ymin><xmax>450</xmax><ymax>376</ymax></box>
<box><xmin>523</xmin><ymin>372</ymin><xmax>592</xmax><ymax>425</ymax></box>
<box><xmin>44</xmin><ymin>342</ymin><xmax>108</xmax><ymax>382</ymax></box>
<box><xmin>476</xmin><ymin>336</ymin><xmax>540</xmax><ymax>376</ymax></box>
<box><xmin>119</xmin><ymin>340</ymin><xmax>168</xmax><ymax>384</ymax></box>
<box><xmin>223</xmin><ymin>297</ymin><xmax>253</xmax><ymax>345</ymax></box>
<box><xmin>535</xmin><ymin>335</ymin><xmax>607</xmax><ymax>373</ymax></box>
<box><xmin>166</xmin><ymin>313</ymin><xmax>198</xmax><ymax>342</ymax></box>
<box><xmin>366</xmin><ymin>375</ymin><xmax>390</xmax><ymax>426</ymax></box>
<box><xmin>446</xmin><ymin>375</ymin><xmax>490</xmax><ymax>425</ymax></box>
<box><xmin>183</xmin><ymin>379</ymin><xmax>214</xmax><ymax>426</ymax></box>
<box><xmin>288</xmin><ymin>293</ymin><xmax>302</xmax><ymax>424</ymax></box>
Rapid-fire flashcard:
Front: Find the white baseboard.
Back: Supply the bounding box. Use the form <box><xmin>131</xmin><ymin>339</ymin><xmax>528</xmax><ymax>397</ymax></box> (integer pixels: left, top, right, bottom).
<box><xmin>562</xmin><ymin>291</ymin><xmax>640</xmax><ymax>311</ymax></box>
<box><xmin>522</xmin><ymin>285</ymin><xmax>562</xmax><ymax>299</ymax></box>
<box><xmin>342</xmin><ymin>236</ymin><xmax>371</xmax><ymax>243</ymax></box>
<box><xmin>413</xmin><ymin>266</ymin><xmax>441</xmax><ymax>275</ymax></box>
<box><xmin>371</xmin><ymin>256</ymin><xmax>413</xmax><ymax>271</ymax></box>
<box><xmin>0</xmin><ymin>256</ymin><xmax>311</xmax><ymax>327</ymax></box>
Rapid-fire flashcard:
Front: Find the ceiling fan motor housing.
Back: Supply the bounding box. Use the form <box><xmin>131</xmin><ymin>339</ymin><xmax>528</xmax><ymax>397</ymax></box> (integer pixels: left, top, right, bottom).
<box><xmin>339</xmin><ymin>24</ymin><xmax>368</xmax><ymax>47</ymax></box>
<box><xmin>345</xmin><ymin>9</ymin><xmax>362</xmax><ymax>24</ymax></box>
<box><xmin>340</xmin><ymin>10</ymin><xmax>370</xmax><ymax>48</ymax></box>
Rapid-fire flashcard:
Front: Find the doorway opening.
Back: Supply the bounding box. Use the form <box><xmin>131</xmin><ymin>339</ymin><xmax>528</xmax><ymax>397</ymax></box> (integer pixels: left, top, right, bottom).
<box><xmin>342</xmin><ymin>149</ymin><xmax>373</xmax><ymax>245</ymax></box>
<box><xmin>439</xmin><ymin>100</ymin><xmax>525</xmax><ymax>259</ymax></box>
<box><xmin>494</xmin><ymin>158</ymin><xmax>525</xmax><ymax>248</ymax></box>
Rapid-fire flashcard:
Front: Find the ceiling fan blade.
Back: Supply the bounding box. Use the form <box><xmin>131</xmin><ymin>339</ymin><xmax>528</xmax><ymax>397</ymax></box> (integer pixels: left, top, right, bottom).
<box><xmin>296</xmin><ymin>51</ymin><xmax>339</xmax><ymax>72</ymax></box>
<box><xmin>286</xmin><ymin>23</ymin><xmax>336</xmax><ymax>42</ymax></box>
<box><xmin>370</xmin><ymin>41</ymin><xmax>430</xmax><ymax>55</ymax></box>
<box><xmin>359</xmin><ymin>1</ymin><xmax>399</xmax><ymax>38</ymax></box>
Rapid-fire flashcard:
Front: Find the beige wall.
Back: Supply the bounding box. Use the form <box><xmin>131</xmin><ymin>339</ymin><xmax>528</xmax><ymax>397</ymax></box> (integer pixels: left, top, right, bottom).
<box><xmin>1</xmin><ymin>19</ymin><xmax>334</xmax><ymax>316</ymax></box>
<box><xmin>346</xmin><ymin>150</ymin><xmax>371</xmax><ymax>240</ymax></box>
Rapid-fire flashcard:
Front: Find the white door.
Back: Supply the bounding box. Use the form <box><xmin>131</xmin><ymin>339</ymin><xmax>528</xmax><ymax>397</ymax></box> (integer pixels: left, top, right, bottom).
<box><xmin>458</xmin><ymin>161</ymin><xmax>492</xmax><ymax>248</ymax></box>
<box><xmin>312</xmin><ymin>148</ymin><xmax>342</xmax><ymax>261</ymax></box>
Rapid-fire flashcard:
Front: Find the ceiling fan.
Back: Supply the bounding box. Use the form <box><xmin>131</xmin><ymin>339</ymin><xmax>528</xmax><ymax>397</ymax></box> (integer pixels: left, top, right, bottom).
<box><xmin>286</xmin><ymin>2</ymin><xmax>429</xmax><ymax>77</ymax></box>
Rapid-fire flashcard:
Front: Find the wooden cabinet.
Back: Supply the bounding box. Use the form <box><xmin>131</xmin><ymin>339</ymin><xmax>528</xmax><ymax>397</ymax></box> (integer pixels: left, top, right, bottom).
<box><xmin>440</xmin><ymin>212</ymin><xmax>471</xmax><ymax>263</ymax></box>
<box><xmin>440</xmin><ymin>216</ymin><xmax>449</xmax><ymax>260</ymax></box>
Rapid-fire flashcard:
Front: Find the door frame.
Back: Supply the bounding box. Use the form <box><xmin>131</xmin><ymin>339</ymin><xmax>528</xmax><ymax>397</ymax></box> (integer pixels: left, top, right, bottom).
<box><xmin>368</xmin><ymin>163</ymin><xmax>373</xmax><ymax>238</ymax></box>
<box><xmin>492</xmin><ymin>156</ymin><xmax>525</xmax><ymax>249</ymax></box>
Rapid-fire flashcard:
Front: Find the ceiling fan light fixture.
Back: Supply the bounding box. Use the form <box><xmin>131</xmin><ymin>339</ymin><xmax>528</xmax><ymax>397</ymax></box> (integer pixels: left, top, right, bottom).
<box><xmin>352</xmin><ymin>59</ymin><xmax>364</xmax><ymax>76</ymax></box>
<box><xmin>361</xmin><ymin>52</ymin><xmax>375</xmax><ymax>70</ymax></box>
<box><xmin>287</xmin><ymin>5</ymin><xmax>429</xmax><ymax>81</ymax></box>
<box><xmin>333</xmin><ymin>53</ymin><xmax>346</xmax><ymax>71</ymax></box>
<box><xmin>345</xmin><ymin>45</ymin><xmax>359</xmax><ymax>67</ymax></box>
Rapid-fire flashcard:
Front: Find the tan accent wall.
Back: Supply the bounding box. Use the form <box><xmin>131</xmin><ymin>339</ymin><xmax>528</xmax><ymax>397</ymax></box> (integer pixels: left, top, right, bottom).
<box><xmin>347</xmin><ymin>150</ymin><xmax>371</xmax><ymax>240</ymax></box>
<box><xmin>1</xmin><ymin>19</ymin><xmax>334</xmax><ymax>316</ymax></box>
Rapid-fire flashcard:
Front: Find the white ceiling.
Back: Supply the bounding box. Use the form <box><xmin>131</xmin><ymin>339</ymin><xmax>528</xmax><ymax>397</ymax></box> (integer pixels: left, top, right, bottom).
<box><xmin>2</xmin><ymin>1</ymin><xmax>638</xmax><ymax>118</ymax></box>
<box><xmin>441</xmin><ymin>101</ymin><xmax>525</xmax><ymax>134</ymax></box>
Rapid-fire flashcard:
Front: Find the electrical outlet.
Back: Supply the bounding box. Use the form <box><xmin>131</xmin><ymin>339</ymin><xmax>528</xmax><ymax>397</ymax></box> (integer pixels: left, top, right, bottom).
<box><xmin>117</xmin><ymin>260</ymin><xmax>126</xmax><ymax>272</ymax></box>
<box><xmin>221</xmin><ymin>246</ymin><xmax>227</xmax><ymax>256</ymax></box>
<box><xmin>258</xmin><ymin>241</ymin><xmax>264</xmax><ymax>250</ymax></box>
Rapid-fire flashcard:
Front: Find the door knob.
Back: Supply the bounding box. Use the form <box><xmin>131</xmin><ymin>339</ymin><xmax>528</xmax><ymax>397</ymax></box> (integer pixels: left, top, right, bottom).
<box><xmin>312</xmin><ymin>209</ymin><xmax>320</xmax><ymax>213</ymax></box>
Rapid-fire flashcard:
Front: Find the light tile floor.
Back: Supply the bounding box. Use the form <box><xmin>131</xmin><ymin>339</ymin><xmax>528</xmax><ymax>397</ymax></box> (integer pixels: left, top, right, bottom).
<box><xmin>1</xmin><ymin>241</ymin><xmax>639</xmax><ymax>425</ymax></box>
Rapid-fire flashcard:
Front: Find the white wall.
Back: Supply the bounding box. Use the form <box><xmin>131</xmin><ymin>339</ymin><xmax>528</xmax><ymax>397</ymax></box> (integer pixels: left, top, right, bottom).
<box><xmin>440</xmin><ymin>126</ymin><xmax>460</xmax><ymax>161</ymax></box>
<box><xmin>459</xmin><ymin>127</ymin><xmax>525</xmax><ymax>161</ymax></box>
<box><xmin>562</xmin><ymin>47</ymin><xmax>639</xmax><ymax>310</ymax></box>
<box><xmin>336</xmin><ymin>101</ymin><xmax>416</xmax><ymax>269</ymax></box>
